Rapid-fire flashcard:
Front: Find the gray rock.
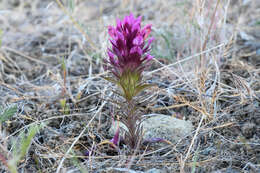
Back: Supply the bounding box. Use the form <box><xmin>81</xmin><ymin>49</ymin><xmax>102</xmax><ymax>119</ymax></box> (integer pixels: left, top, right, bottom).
<box><xmin>109</xmin><ymin>114</ymin><xmax>193</xmax><ymax>143</ymax></box>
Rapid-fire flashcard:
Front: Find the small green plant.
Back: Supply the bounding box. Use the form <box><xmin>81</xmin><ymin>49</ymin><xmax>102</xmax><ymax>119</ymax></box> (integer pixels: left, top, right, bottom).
<box><xmin>0</xmin><ymin>105</ymin><xmax>17</xmax><ymax>171</ymax></box>
<box><xmin>59</xmin><ymin>56</ymin><xmax>70</xmax><ymax>114</ymax></box>
<box><xmin>0</xmin><ymin>105</ymin><xmax>43</xmax><ymax>173</ymax></box>
<box><xmin>0</xmin><ymin>105</ymin><xmax>17</xmax><ymax>124</ymax></box>
<box><xmin>60</xmin><ymin>98</ymin><xmax>70</xmax><ymax>114</ymax></box>
<box><xmin>7</xmin><ymin>124</ymin><xmax>43</xmax><ymax>173</ymax></box>
<box><xmin>61</xmin><ymin>56</ymin><xmax>67</xmax><ymax>96</ymax></box>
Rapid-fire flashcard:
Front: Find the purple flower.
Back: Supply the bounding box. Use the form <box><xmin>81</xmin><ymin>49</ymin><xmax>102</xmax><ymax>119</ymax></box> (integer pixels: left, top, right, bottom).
<box><xmin>105</xmin><ymin>13</ymin><xmax>154</xmax><ymax>78</ymax></box>
<box><xmin>110</xmin><ymin>127</ymin><xmax>120</xmax><ymax>146</ymax></box>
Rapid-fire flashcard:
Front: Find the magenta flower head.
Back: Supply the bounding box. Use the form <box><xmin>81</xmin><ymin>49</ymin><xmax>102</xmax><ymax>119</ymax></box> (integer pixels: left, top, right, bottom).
<box><xmin>104</xmin><ymin>13</ymin><xmax>154</xmax><ymax>101</ymax></box>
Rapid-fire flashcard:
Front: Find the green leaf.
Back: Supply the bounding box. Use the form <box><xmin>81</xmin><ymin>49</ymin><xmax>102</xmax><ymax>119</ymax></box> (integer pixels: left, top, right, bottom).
<box><xmin>19</xmin><ymin>124</ymin><xmax>40</xmax><ymax>159</ymax></box>
<box><xmin>8</xmin><ymin>123</ymin><xmax>44</xmax><ymax>173</ymax></box>
<box><xmin>61</xmin><ymin>56</ymin><xmax>66</xmax><ymax>72</ymax></box>
<box><xmin>60</xmin><ymin>98</ymin><xmax>66</xmax><ymax>109</ymax></box>
<box><xmin>0</xmin><ymin>105</ymin><xmax>17</xmax><ymax>123</ymax></box>
<box><xmin>102</xmin><ymin>76</ymin><xmax>118</xmax><ymax>84</ymax></box>
<box><xmin>133</xmin><ymin>84</ymin><xmax>155</xmax><ymax>97</ymax></box>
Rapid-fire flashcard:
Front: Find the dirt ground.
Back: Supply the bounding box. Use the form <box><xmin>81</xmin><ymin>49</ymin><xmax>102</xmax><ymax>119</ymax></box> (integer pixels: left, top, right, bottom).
<box><xmin>0</xmin><ymin>0</ymin><xmax>259</xmax><ymax>172</ymax></box>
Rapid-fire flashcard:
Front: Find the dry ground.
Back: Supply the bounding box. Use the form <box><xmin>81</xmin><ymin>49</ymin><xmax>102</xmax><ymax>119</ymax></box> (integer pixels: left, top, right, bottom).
<box><xmin>0</xmin><ymin>0</ymin><xmax>259</xmax><ymax>172</ymax></box>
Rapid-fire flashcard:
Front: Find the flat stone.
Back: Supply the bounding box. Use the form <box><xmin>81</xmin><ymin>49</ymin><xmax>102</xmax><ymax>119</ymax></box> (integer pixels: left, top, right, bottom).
<box><xmin>109</xmin><ymin>114</ymin><xmax>193</xmax><ymax>143</ymax></box>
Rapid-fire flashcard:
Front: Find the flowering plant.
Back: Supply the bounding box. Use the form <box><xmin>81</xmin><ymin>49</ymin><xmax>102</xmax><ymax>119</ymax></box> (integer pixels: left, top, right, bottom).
<box><xmin>99</xmin><ymin>14</ymin><xmax>169</xmax><ymax>152</ymax></box>
<box><xmin>103</xmin><ymin>13</ymin><xmax>154</xmax><ymax>150</ymax></box>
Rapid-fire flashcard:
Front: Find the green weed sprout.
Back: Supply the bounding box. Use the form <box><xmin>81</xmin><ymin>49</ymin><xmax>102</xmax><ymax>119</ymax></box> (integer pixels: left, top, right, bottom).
<box><xmin>0</xmin><ymin>106</ymin><xmax>43</xmax><ymax>173</ymax></box>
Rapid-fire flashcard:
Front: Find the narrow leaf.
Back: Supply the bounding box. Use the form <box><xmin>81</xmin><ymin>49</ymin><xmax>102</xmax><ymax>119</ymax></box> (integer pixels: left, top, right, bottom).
<box><xmin>133</xmin><ymin>84</ymin><xmax>155</xmax><ymax>97</ymax></box>
<box><xmin>0</xmin><ymin>105</ymin><xmax>17</xmax><ymax>123</ymax></box>
<box><xmin>102</xmin><ymin>76</ymin><xmax>118</xmax><ymax>84</ymax></box>
<box><xmin>19</xmin><ymin>124</ymin><xmax>40</xmax><ymax>160</ymax></box>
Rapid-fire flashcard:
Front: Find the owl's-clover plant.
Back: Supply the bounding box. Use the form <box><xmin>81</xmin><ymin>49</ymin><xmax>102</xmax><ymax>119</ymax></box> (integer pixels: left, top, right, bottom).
<box><xmin>90</xmin><ymin>14</ymin><xmax>170</xmax><ymax>155</ymax></box>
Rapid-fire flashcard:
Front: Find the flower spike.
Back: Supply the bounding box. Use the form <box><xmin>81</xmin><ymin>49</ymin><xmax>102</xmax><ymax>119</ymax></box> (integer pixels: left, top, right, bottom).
<box><xmin>105</xmin><ymin>13</ymin><xmax>154</xmax><ymax>78</ymax></box>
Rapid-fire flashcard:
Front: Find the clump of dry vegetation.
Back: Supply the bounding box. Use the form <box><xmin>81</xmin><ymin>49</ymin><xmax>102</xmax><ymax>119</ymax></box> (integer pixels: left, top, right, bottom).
<box><xmin>0</xmin><ymin>0</ymin><xmax>259</xmax><ymax>172</ymax></box>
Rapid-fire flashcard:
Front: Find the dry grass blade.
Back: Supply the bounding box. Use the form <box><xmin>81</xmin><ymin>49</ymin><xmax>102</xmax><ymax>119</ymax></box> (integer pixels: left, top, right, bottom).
<box><xmin>181</xmin><ymin>114</ymin><xmax>205</xmax><ymax>171</ymax></box>
<box><xmin>200</xmin><ymin>0</ymin><xmax>221</xmax><ymax>68</ymax></box>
